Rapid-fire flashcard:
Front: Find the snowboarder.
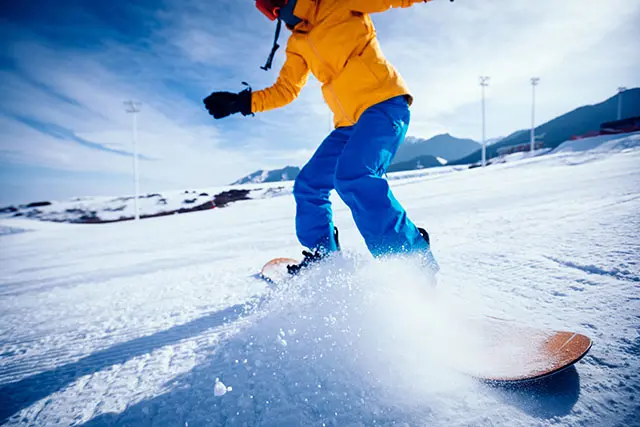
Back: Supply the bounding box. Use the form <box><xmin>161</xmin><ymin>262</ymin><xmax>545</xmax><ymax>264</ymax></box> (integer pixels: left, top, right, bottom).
<box><xmin>203</xmin><ymin>0</ymin><xmax>439</xmax><ymax>278</ymax></box>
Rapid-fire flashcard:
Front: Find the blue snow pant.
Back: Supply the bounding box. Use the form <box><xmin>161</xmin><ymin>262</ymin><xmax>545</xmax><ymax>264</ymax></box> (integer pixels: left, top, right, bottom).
<box><xmin>293</xmin><ymin>95</ymin><xmax>429</xmax><ymax>256</ymax></box>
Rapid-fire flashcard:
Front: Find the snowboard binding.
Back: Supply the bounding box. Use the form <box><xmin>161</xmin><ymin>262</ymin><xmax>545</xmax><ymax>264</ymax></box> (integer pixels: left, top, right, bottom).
<box><xmin>286</xmin><ymin>227</ymin><xmax>340</xmax><ymax>276</ymax></box>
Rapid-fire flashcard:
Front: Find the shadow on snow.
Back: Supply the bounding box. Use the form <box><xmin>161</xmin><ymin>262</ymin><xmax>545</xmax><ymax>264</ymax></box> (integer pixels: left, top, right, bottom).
<box><xmin>0</xmin><ymin>302</ymin><xmax>249</xmax><ymax>424</ymax></box>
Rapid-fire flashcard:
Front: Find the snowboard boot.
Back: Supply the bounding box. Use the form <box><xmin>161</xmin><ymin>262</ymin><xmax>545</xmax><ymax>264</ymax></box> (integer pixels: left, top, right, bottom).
<box><xmin>287</xmin><ymin>227</ymin><xmax>340</xmax><ymax>276</ymax></box>
<box><xmin>418</xmin><ymin>227</ymin><xmax>440</xmax><ymax>285</ymax></box>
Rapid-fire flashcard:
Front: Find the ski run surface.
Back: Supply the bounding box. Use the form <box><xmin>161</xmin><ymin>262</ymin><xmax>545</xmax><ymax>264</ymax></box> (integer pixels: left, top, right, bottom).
<box><xmin>1</xmin><ymin>133</ymin><xmax>639</xmax><ymax>426</ymax></box>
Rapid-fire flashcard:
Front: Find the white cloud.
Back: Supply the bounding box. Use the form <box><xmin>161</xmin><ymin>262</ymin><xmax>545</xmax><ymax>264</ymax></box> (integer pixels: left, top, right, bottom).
<box><xmin>0</xmin><ymin>40</ymin><xmax>268</xmax><ymax>189</ymax></box>
<box><xmin>378</xmin><ymin>0</ymin><xmax>640</xmax><ymax>138</ymax></box>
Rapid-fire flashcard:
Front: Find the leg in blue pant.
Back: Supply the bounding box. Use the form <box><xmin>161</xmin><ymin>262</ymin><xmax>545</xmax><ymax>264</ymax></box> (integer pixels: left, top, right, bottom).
<box><xmin>335</xmin><ymin>96</ymin><xmax>428</xmax><ymax>256</ymax></box>
<box><xmin>293</xmin><ymin>127</ymin><xmax>349</xmax><ymax>253</ymax></box>
<box><xmin>293</xmin><ymin>96</ymin><xmax>437</xmax><ymax>267</ymax></box>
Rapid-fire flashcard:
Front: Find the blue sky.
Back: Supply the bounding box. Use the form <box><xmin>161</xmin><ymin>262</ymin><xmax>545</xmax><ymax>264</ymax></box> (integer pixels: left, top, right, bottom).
<box><xmin>1</xmin><ymin>0</ymin><xmax>639</xmax><ymax>205</ymax></box>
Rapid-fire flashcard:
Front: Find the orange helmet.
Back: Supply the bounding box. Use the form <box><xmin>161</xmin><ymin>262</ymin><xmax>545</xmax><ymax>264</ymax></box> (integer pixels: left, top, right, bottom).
<box><xmin>255</xmin><ymin>0</ymin><xmax>288</xmax><ymax>21</ymax></box>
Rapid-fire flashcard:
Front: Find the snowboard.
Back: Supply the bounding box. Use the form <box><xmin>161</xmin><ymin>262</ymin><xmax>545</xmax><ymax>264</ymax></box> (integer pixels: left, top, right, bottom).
<box><xmin>259</xmin><ymin>257</ymin><xmax>300</xmax><ymax>285</ymax></box>
<box><xmin>259</xmin><ymin>257</ymin><xmax>593</xmax><ymax>383</ymax></box>
<box><xmin>452</xmin><ymin>317</ymin><xmax>592</xmax><ymax>383</ymax></box>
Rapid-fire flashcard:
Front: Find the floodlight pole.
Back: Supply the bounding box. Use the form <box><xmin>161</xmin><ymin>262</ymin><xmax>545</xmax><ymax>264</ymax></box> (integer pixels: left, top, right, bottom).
<box><xmin>617</xmin><ymin>87</ymin><xmax>627</xmax><ymax>120</ymax></box>
<box><xmin>480</xmin><ymin>76</ymin><xmax>490</xmax><ymax>167</ymax></box>
<box><xmin>124</xmin><ymin>100</ymin><xmax>142</xmax><ymax>221</ymax></box>
<box><xmin>530</xmin><ymin>77</ymin><xmax>540</xmax><ymax>154</ymax></box>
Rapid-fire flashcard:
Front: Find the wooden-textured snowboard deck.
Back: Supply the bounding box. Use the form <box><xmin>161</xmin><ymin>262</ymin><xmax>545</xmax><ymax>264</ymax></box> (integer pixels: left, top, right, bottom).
<box><xmin>475</xmin><ymin>327</ymin><xmax>592</xmax><ymax>383</ymax></box>
<box><xmin>260</xmin><ymin>257</ymin><xmax>299</xmax><ymax>284</ymax></box>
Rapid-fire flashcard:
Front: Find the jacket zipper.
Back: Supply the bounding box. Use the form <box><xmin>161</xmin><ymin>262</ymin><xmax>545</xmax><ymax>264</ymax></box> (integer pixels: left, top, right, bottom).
<box><xmin>307</xmin><ymin>37</ymin><xmax>356</xmax><ymax>125</ymax></box>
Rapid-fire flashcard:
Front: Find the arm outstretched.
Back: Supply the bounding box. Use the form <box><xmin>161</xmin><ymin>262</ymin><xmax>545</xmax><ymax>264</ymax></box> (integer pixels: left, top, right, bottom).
<box><xmin>252</xmin><ymin>49</ymin><xmax>310</xmax><ymax>113</ymax></box>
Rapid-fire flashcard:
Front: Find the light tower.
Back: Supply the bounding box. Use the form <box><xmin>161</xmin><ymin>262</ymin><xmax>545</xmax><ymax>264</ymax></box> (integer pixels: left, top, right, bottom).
<box><xmin>124</xmin><ymin>100</ymin><xmax>142</xmax><ymax>221</ymax></box>
<box><xmin>617</xmin><ymin>87</ymin><xmax>627</xmax><ymax>120</ymax></box>
<box><xmin>530</xmin><ymin>77</ymin><xmax>540</xmax><ymax>154</ymax></box>
<box><xmin>480</xmin><ymin>76</ymin><xmax>490</xmax><ymax>167</ymax></box>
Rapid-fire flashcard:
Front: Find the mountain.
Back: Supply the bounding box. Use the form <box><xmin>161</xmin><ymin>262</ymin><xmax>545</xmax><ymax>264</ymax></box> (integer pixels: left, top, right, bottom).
<box><xmin>232</xmin><ymin>166</ymin><xmax>300</xmax><ymax>185</ymax></box>
<box><xmin>387</xmin><ymin>155</ymin><xmax>445</xmax><ymax>173</ymax></box>
<box><xmin>485</xmin><ymin>136</ymin><xmax>506</xmax><ymax>145</ymax></box>
<box><xmin>392</xmin><ymin>133</ymin><xmax>481</xmax><ymax>165</ymax></box>
<box><xmin>450</xmin><ymin>87</ymin><xmax>640</xmax><ymax>165</ymax></box>
<box><xmin>234</xmin><ymin>134</ymin><xmax>479</xmax><ymax>181</ymax></box>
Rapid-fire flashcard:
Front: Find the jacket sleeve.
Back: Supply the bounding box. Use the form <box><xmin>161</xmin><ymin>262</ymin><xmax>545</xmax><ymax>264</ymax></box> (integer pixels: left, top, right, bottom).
<box><xmin>252</xmin><ymin>47</ymin><xmax>310</xmax><ymax>113</ymax></box>
<box><xmin>346</xmin><ymin>0</ymin><xmax>431</xmax><ymax>14</ymax></box>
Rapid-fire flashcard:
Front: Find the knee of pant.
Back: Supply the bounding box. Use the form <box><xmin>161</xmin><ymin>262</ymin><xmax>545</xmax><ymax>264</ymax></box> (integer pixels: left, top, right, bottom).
<box><xmin>334</xmin><ymin>169</ymin><xmax>360</xmax><ymax>200</ymax></box>
<box><xmin>293</xmin><ymin>168</ymin><xmax>314</xmax><ymax>200</ymax></box>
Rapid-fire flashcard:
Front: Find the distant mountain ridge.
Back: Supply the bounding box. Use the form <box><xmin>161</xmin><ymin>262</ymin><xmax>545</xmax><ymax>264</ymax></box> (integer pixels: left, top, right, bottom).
<box><xmin>232</xmin><ymin>166</ymin><xmax>300</xmax><ymax>185</ymax></box>
<box><xmin>231</xmin><ymin>88</ymin><xmax>640</xmax><ymax>181</ymax></box>
<box><xmin>393</xmin><ymin>133</ymin><xmax>481</xmax><ymax>164</ymax></box>
<box><xmin>451</xmin><ymin>87</ymin><xmax>640</xmax><ymax>165</ymax></box>
<box><xmin>383</xmin><ymin>133</ymin><xmax>480</xmax><ymax>173</ymax></box>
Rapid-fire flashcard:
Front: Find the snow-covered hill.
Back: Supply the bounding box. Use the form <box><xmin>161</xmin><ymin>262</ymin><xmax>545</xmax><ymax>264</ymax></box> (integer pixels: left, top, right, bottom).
<box><xmin>392</xmin><ymin>133</ymin><xmax>481</xmax><ymax>165</ymax></box>
<box><xmin>387</xmin><ymin>154</ymin><xmax>445</xmax><ymax>172</ymax></box>
<box><xmin>0</xmin><ymin>186</ymin><xmax>289</xmax><ymax>224</ymax></box>
<box><xmin>553</xmin><ymin>131</ymin><xmax>640</xmax><ymax>154</ymax></box>
<box><xmin>1</xmin><ymin>133</ymin><xmax>639</xmax><ymax>426</ymax></box>
<box><xmin>232</xmin><ymin>166</ymin><xmax>301</xmax><ymax>185</ymax></box>
<box><xmin>452</xmin><ymin>88</ymin><xmax>640</xmax><ymax>166</ymax></box>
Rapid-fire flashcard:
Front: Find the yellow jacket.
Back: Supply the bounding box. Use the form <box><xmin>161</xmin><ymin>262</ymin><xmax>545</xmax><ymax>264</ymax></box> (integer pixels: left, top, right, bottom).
<box><xmin>252</xmin><ymin>0</ymin><xmax>431</xmax><ymax>128</ymax></box>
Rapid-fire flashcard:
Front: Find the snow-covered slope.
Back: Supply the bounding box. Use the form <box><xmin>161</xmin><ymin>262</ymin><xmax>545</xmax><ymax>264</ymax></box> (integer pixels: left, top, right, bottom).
<box><xmin>0</xmin><ymin>186</ymin><xmax>289</xmax><ymax>224</ymax></box>
<box><xmin>553</xmin><ymin>131</ymin><xmax>640</xmax><ymax>154</ymax></box>
<box><xmin>1</xmin><ymin>134</ymin><xmax>639</xmax><ymax>426</ymax></box>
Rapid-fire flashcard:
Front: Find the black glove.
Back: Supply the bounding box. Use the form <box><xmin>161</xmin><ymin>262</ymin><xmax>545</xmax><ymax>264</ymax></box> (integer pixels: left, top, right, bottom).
<box><xmin>203</xmin><ymin>87</ymin><xmax>252</xmax><ymax>119</ymax></box>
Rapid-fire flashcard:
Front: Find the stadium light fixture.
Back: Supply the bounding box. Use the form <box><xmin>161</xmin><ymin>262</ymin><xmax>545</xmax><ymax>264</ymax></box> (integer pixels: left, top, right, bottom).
<box><xmin>617</xmin><ymin>87</ymin><xmax>627</xmax><ymax>120</ymax></box>
<box><xmin>480</xmin><ymin>76</ymin><xmax>490</xmax><ymax>167</ymax></box>
<box><xmin>530</xmin><ymin>77</ymin><xmax>540</xmax><ymax>154</ymax></box>
<box><xmin>124</xmin><ymin>100</ymin><xmax>142</xmax><ymax>221</ymax></box>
